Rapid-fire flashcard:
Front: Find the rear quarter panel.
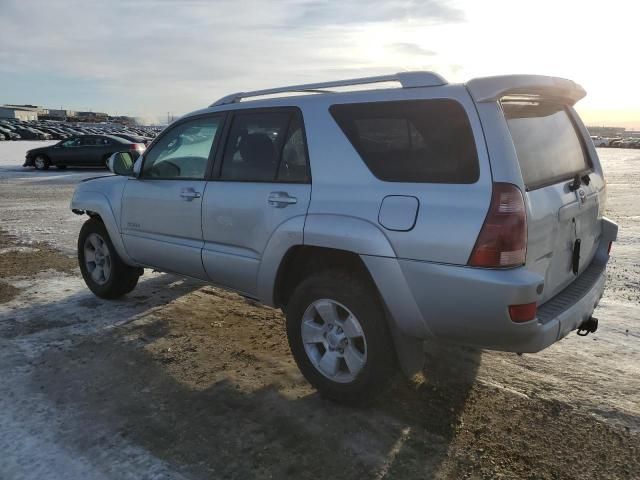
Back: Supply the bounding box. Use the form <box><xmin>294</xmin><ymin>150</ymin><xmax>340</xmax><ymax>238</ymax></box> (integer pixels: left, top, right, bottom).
<box><xmin>302</xmin><ymin>85</ymin><xmax>492</xmax><ymax>265</ymax></box>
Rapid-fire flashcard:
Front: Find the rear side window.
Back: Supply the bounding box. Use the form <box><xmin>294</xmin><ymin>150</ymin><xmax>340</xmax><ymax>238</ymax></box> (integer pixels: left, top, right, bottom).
<box><xmin>502</xmin><ymin>101</ymin><xmax>590</xmax><ymax>190</ymax></box>
<box><xmin>329</xmin><ymin>99</ymin><xmax>479</xmax><ymax>183</ymax></box>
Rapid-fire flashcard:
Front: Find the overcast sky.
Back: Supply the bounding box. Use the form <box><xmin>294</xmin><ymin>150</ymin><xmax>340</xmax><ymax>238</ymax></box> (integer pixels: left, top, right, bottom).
<box><xmin>0</xmin><ymin>0</ymin><xmax>637</xmax><ymax>127</ymax></box>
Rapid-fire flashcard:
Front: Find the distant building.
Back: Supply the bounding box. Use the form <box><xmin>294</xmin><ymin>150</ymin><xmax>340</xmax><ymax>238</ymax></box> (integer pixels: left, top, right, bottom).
<box><xmin>75</xmin><ymin>111</ymin><xmax>108</xmax><ymax>122</ymax></box>
<box><xmin>4</xmin><ymin>104</ymin><xmax>49</xmax><ymax>115</ymax></box>
<box><xmin>109</xmin><ymin>115</ymin><xmax>136</xmax><ymax>126</ymax></box>
<box><xmin>41</xmin><ymin>109</ymin><xmax>77</xmax><ymax>121</ymax></box>
<box><xmin>587</xmin><ymin>126</ymin><xmax>626</xmax><ymax>137</ymax></box>
<box><xmin>0</xmin><ymin>106</ymin><xmax>39</xmax><ymax>121</ymax></box>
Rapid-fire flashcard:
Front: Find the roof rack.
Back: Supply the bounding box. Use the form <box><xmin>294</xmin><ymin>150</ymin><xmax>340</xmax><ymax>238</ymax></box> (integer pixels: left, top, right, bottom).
<box><xmin>210</xmin><ymin>71</ymin><xmax>447</xmax><ymax>107</ymax></box>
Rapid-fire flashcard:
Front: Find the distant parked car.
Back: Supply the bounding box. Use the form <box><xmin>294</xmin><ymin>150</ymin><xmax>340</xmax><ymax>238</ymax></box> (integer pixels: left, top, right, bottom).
<box><xmin>0</xmin><ymin>126</ymin><xmax>20</xmax><ymax>140</ymax></box>
<box><xmin>12</xmin><ymin>127</ymin><xmax>48</xmax><ymax>140</ymax></box>
<box><xmin>35</xmin><ymin>127</ymin><xmax>65</xmax><ymax>139</ymax></box>
<box><xmin>111</xmin><ymin>133</ymin><xmax>153</xmax><ymax>145</ymax></box>
<box><xmin>24</xmin><ymin>135</ymin><xmax>145</xmax><ymax>170</ymax></box>
<box><xmin>590</xmin><ymin>136</ymin><xmax>608</xmax><ymax>147</ymax></box>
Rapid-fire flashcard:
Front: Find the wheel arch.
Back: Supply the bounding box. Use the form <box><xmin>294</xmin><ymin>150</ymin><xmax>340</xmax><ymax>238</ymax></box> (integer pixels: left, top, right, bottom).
<box><xmin>269</xmin><ymin>243</ymin><xmax>427</xmax><ymax>378</ymax></box>
<box><xmin>71</xmin><ymin>189</ymin><xmax>137</xmax><ymax>266</ymax></box>
<box><xmin>258</xmin><ymin>214</ymin><xmax>396</xmax><ymax>308</ymax></box>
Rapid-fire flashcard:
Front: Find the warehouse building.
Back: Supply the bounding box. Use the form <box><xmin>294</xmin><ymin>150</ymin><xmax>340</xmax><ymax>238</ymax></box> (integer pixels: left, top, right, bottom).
<box><xmin>42</xmin><ymin>109</ymin><xmax>77</xmax><ymax>121</ymax></box>
<box><xmin>0</xmin><ymin>105</ymin><xmax>39</xmax><ymax>121</ymax></box>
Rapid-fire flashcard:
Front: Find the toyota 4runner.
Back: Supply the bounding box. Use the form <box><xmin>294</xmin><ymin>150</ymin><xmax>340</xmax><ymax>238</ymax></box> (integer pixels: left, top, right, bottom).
<box><xmin>71</xmin><ymin>72</ymin><xmax>618</xmax><ymax>404</ymax></box>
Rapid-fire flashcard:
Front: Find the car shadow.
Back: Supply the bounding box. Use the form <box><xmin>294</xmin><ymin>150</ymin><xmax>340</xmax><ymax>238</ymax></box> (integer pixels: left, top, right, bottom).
<box><xmin>13</xmin><ymin>309</ymin><xmax>481</xmax><ymax>479</ymax></box>
<box><xmin>2</xmin><ymin>264</ymin><xmax>482</xmax><ymax>478</ymax></box>
<box><xmin>0</xmin><ymin>273</ymin><xmax>204</xmax><ymax>340</ymax></box>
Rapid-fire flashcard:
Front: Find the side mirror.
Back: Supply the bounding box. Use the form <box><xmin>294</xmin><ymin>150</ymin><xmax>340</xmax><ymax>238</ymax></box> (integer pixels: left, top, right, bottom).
<box><xmin>107</xmin><ymin>152</ymin><xmax>135</xmax><ymax>176</ymax></box>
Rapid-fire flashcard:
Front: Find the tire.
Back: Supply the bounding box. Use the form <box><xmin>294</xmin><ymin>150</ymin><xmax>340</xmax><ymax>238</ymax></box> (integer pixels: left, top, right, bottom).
<box><xmin>34</xmin><ymin>155</ymin><xmax>50</xmax><ymax>170</ymax></box>
<box><xmin>78</xmin><ymin>218</ymin><xmax>141</xmax><ymax>299</ymax></box>
<box><xmin>286</xmin><ymin>269</ymin><xmax>396</xmax><ymax>405</ymax></box>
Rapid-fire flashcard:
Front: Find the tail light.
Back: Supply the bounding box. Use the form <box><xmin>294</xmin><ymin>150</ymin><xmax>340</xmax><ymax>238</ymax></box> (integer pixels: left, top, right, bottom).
<box><xmin>508</xmin><ymin>302</ymin><xmax>537</xmax><ymax>322</ymax></box>
<box><xmin>468</xmin><ymin>183</ymin><xmax>527</xmax><ymax>268</ymax></box>
<box><xmin>130</xmin><ymin>143</ymin><xmax>146</xmax><ymax>154</ymax></box>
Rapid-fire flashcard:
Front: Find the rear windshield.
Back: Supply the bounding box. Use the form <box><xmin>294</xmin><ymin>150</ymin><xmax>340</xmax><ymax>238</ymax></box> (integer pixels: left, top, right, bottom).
<box><xmin>330</xmin><ymin>99</ymin><xmax>479</xmax><ymax>183</ymax></box>
<box><xmin>502</xmin><ymin>101</ymin><xmax>590</xmax><ymax>190</ymax></box>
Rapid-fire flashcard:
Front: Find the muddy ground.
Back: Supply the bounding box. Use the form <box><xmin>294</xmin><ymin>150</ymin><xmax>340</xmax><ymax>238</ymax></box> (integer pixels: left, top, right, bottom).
<box><xmin>0</xmin><ymin>143</ymin><xmax>638</xmax><ymax>479</ymax></box>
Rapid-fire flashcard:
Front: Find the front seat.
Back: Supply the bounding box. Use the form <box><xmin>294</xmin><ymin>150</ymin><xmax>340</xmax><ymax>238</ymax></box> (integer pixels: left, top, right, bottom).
<box><xmin>237</xmin><ymin>133</ymin><xmax>276</xmax><ymax>180</ymax></box>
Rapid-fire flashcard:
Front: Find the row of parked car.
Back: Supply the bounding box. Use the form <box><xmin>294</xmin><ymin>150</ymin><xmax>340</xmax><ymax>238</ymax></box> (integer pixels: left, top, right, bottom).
<box><xmin>0</xmin><ymin>118</ymin><xmax>162</xmax><ymax>144</ymax></box>
<box><xmin>590</xmin><ymin>135</ymin><xmax>640</xmax><ymax>148</ymax></box>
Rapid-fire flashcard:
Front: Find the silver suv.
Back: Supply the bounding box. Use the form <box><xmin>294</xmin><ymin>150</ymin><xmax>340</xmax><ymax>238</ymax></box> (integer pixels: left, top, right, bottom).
<box><xmin>71</xmin><ymin>72</ymin><xmax>618</xmax><ymax>404</ymax></box>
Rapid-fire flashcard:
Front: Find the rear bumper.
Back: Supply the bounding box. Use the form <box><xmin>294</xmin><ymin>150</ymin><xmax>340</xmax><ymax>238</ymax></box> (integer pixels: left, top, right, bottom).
<box><xmin>362</xmin><ymin>218</ymin><xmax>617</xmax><ymax>353</ymax></box>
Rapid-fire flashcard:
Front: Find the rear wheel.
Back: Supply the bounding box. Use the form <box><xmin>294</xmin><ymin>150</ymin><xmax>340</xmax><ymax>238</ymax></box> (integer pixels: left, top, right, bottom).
<box><xmin>78</xmin><ymin>218</ymin><xmax>141</xmax><ymax>299</ymax></box>
<box><xmin>286</xmin><ymin>269</ymin><xmax>396</xmax><ymax>405</ymax></box>
<box><xmin>34</xmin><ymin>155</ymin><xmax>49</xmax><ymax>170</ymax></box>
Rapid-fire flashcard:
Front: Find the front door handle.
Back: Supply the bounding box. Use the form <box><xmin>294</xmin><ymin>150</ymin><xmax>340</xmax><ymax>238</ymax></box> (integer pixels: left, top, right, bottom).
<box><xmin>180</xmin><ymin>188</ymin><xmax>201</xmax><ymax>201</ymax></box>
<box><xmin>268</xmin><ymin>191</ymin><xmax>297</xmax><ymax>208</ymax></box>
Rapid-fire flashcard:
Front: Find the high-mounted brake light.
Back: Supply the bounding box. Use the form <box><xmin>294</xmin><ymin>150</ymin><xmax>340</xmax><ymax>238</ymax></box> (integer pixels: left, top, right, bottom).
<box><xmin>468</xmin><ymin>183</ymin><xmax>527</xmax><ymax>268</ymax></box>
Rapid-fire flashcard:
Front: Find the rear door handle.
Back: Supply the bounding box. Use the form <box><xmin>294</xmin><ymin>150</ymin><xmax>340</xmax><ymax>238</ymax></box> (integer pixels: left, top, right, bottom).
<box><xmin>180</xmin><ymin>188</ymin><xmax>201</xmax><ymax>201</ymax></box>
<box><xmin>268</xmin><ymin>191</ymin><xmax>297</xmax><ymax>208</ymax></box>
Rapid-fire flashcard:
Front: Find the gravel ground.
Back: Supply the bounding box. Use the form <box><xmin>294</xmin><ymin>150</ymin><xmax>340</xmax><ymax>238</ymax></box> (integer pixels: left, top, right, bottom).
<box><xmin>0</xmin><ymin>142</ymin><xmax>638</xmax><ymax>479</ymax></box>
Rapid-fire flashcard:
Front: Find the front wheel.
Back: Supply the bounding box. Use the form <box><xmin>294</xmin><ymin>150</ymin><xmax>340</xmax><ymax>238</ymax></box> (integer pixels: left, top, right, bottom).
<box><xmin>286</xmin><ymin>269</ymin><xmax>396</xmax><ymax>405</ymax></box>
<box><xmin>34</xmin><ymin>155</ymin><xmax>49</xmax><ymax>170</ymax></box>
<box><xmin>78</xmin><ymin>218</ymin><xmax>141</xmax><ymax>299</ymax></box>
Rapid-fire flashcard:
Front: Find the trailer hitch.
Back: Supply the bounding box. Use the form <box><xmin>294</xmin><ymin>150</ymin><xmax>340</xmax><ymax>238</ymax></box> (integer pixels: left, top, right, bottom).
<box><xmin>577</xmin><ymin>316</ymin><xmax>598</xmax><ymax>336</ymax></box>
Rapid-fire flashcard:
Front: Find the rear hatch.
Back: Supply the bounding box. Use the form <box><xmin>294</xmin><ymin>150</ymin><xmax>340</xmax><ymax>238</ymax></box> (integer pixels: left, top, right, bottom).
<box><xmin>502</xmin><ymin>100</ymin><xmax>602</xmax><ymax>303</ymax></box>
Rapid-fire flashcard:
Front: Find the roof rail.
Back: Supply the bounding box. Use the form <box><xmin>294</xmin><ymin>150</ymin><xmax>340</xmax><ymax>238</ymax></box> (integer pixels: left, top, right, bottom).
<box><xmin>210</xmin><ymin>71</ymin><xmax>447</xmax><ymax>107</ymax></box>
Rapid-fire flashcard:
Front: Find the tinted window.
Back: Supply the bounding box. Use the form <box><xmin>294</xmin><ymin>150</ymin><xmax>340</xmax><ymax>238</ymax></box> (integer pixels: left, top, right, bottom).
<box><xmin>502</xmin><ymin>102</ymin><xmax>590</xmax><ymax>189</ymax></box>
<box><xmin>221</xmin><ymin>111</ymin><xmax>292</xmax><ymax>182</ymax></box>
<box><xmin>277</xmin><ymin>113</ymin><xmax>310</xmax><ymax>182</ymax></box>
<box><xmin>62</xmin><ymin>138</ymin><xmax>80</xmax><ymax>147</ymax></box>
<box><xmin>80</xmin><ymin>137</ymin><xmax>97</xmax><ymax>146</ymax></box>
<box><xmin>142</xmin><ymin>116</ymin><xmax>221</xmax><ymax>179</ymax></box>
<box><xmin>330</xmin><ymin>99</ymin><xmax>479</xmax><ymax>183</ymax></box>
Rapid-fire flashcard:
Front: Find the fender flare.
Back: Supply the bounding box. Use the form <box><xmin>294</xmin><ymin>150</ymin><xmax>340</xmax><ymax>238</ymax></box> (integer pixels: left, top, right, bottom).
<box><xmin>259</xmin><ymin>213</ymin><xmax>428</xmax><ymax>377</ymax></box>
<box><xmin>70</xmin><ymin>189</ymin><xmax>137</xmax><ymax>266</ymax></box>
<box><xmin>256</xmin><ymin>215</ymin><xmax>306</xmax><ymax>305</ymax></box>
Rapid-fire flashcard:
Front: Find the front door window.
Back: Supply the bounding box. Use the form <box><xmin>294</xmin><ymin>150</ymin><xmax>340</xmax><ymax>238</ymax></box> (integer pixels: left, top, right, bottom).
<box><xmin>142</xmin><ymin>117</ymin><xmax>222</xmax><ymax>180</ymax></box>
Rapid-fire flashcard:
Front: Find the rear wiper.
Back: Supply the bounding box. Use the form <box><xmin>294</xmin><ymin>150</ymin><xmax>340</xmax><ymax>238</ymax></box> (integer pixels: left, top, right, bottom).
<box><xmin>568</xmin><ymin>173</ymin><xmax>591</xmax><ymax>192</ymax></box>
<box><xmin>568</xmin><ymin>174</ymin><xmax>581</xmax><ymax>191</ymax></box>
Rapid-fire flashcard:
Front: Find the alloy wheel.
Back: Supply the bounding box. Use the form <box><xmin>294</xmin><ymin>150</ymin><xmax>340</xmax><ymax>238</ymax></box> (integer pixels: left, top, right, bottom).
<box><xmin>301</xmin><ymin>299</ymin><xmax>368</xmax><ymax>383</ymax></box>
<box><xmin>83</xmin><ymin>233</ymin><xmax>112</xmax><ymax>285</ymax></box>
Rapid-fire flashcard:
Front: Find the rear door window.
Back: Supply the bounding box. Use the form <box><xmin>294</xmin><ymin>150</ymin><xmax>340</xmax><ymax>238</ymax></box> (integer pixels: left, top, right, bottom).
<box><xmin>329</xmin><ymin>99</ymin><xmax>479</xmax><ymax>183</ymax></box>
<box><xmin>502</xmin><ymin>101</ymin><xmax>591</xmax><ymax>190</ymax></box>
<box><xmin>220</xmin><ymin>110</ymin><xmax>310</xmax><ymax>182</ymax></box>
<box><xmin>80</xmin><ymin>137</ymin><xmax>97</xmax><ymax>146</ymax></box>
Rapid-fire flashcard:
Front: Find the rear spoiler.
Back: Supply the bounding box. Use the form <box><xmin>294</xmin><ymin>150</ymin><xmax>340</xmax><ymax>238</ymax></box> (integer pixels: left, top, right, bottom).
<box><xmin>465</xmin><ymin>75</ymin><xmax>586</xmax><ymax>105</ymax></box>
